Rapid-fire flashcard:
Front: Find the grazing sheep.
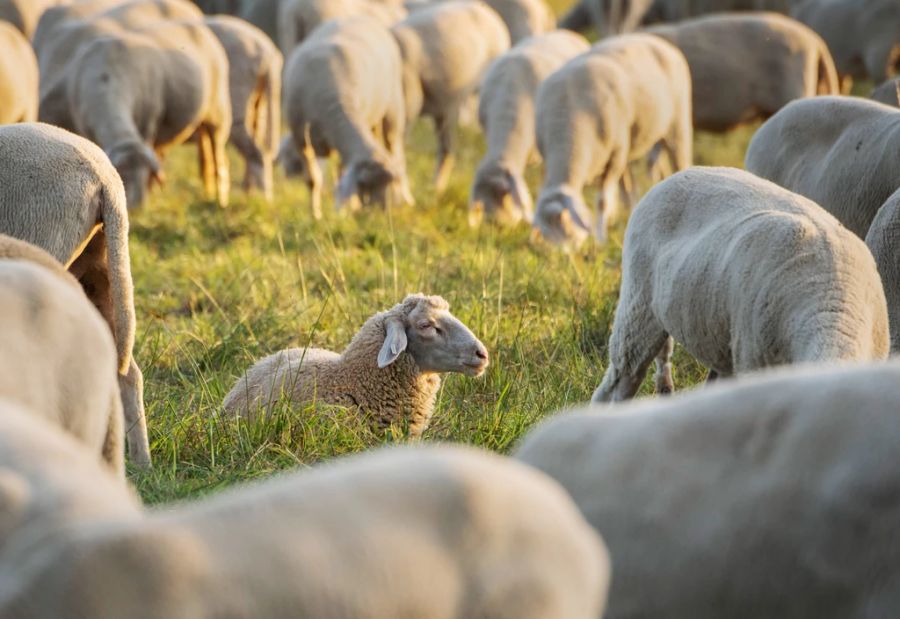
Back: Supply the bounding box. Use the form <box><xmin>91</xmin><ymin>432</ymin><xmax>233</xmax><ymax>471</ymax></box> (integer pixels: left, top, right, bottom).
<box><xmin>0</xmin><ymin>22</ymin><xmax>37</xmax><ymax>124</ymax></box>
<box><xmin>224</xmin><ymin>294</ymin><xmax>489</xmax><ymax>436</ymax></box>
<box><xmin>393</xmin><ymin>0</ymin><xmax>510</xmax><ymax>192</ymax></box>
<box><xmin>745</xmin><ymin>96</ymin><xmax>900</xmax><ymax>238</ymax></box>
<box><xmin>533</xmin><ymin>33</ymin><xmax>692</xmax><ymax>245</ymax></box>
<box><xmin>644</xmin><ymin>13</ymin><xmax>840</xmax><ymax>132</ymax></box>
<box><xmin>871</xmin><ymin>77</ymin><xmax>900</xmax><ymax>107</ymax></box>
<box><xmin>277</xmin><ymin>0</ymin><xmax>406</xmax><ymax>55</ymax></box>
<box><xmin>205</xmin><ymin>15</ymin><xmax>283</xmax><ymax>201</ymax></box>
<box><xmin>0</xmin><ymin>424</ymin><xmax>609</xmax><ymax>619</ymax></box>
<box><xmin>0</xmin><ymin>0</ymin><xmax>66</xmax><ymax>37</ymax></box>
<box><xmin>281</xmin><ymin>16</ymin><xmax>412</xmax><ymax>218</ymax></box>
<box><xmin>791</xmin><ymin>0</ymin><xmax>900</xmax><ymax>88</ymax></box>
<box><xmin>482</xmin><ymin>0</ymin><xmax>555</xmax><ymax>43</ymax></box>
<box><xmin>865</xmin><ymin>187</ymin><xmax>900</xmax><ymax>353</ymax></box>
<box><xmin>0</xmin><ymin>122</ymin><xmax>150</xmax><ymax>469</ymax></box>
<box><xmin>469</xmin><ymin>30</ymin><xmax>589</xmax><ymax>227</ymax></box>
<box><xmin>0</xmin><ymin>243</ymin><xmax>124</xmax><ymax>477</ymax></box>
<box><xmin>517</xmin><ymin>360</ymin><xmax>900</xmax><ymax>618</ymax></box>
<box><xmin>66</xmin><ymin>18</ymin><xmax>232</xmax><ymax>208</ymax></box>
<box><xmin>592</xmin><ymin>167</ymin><xmax>888</xmax><ymax>402</ymax></box>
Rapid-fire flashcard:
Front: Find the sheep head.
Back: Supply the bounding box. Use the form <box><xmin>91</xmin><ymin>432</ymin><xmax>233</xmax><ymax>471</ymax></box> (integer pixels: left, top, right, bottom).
<box><xmin>338</xmin><ymin>157</ymin><xmax>400</xmax><ymax>210</ymax></box>
<box><xmin>378</xmin><ymin>294</ymin><xmax>489</xmax><ymax>377</ymax></box>
<box><xmin>106</xmin><ymin>141</ymin><xmax>164</xmax><ymax>210</ymax></box>
<box><xmin>469</xmin><ymin>162</ymin><xmax>533</xmax><ymax>228</ymax></box>
<box><xmin>276</xmin><ymin>136</ymin><xmax>304</xmax><ymax>178</ymax></box>
<box><xmin>533</xmin><ymin>187</ymin><xmax>591</xmax><ymax>248</ymax></box>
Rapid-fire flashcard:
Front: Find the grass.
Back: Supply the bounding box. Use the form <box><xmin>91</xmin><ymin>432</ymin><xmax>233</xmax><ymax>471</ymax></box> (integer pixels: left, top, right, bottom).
<box><xmin>128</xmin><ymin>3</ymin><xmax>760</xmax><ymax>503</ymax></box>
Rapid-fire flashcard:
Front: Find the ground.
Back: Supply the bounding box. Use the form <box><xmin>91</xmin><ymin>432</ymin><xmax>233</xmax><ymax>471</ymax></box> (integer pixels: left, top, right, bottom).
<box><xmin>129</xmin><ymin>2</ymin><xmax>762</xmax><ymax>503</ymax></box>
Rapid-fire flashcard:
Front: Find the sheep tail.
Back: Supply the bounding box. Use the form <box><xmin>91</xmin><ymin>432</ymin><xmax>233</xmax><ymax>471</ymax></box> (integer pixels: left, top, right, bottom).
<box><xmin>101</xmin><ymin>182</ymin><xmax>136</xmax><ymax>375</ymax></box>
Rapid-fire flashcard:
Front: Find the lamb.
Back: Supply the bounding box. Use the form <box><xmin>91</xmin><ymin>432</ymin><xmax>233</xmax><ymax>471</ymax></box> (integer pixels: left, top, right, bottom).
<box><xmin>864</xmin><ymin>187</ymin><xmax>900</xmax><ymax>353</ymax></box>
<box><xmin>224</xmin><ymin>294</ymin><xmax>489</xmax><ymax>437</ymax></box>
<box><xmin>281</xmin><ymin>16</ymin><xmax>412</xmax><ymax>218</ymax></box>
<box><xmin>392</xmin><ymin>0</ymin><xmax>510</xmax><ymax>192</ymax></box>
<box><xmin>0</xmin><ymin>408</ymin><xmax>609</xmax><ymax>619</ymax></box>
<box><xmin>66</xmin><ymin>18</ymin><xmax>232</xmax><ymax>208</ymax></box>
<box><xmin>469</xmin><ymin>30</ymin><xmax>589</xmax><ymax>227</ymax></box>
<box><xmin>791</xmin><ymin>0</ymin><xmax>900</xmax><ymax>89</ymax></box>
<box><xmin>744</xmin><ymin>96</ymin><xmax>900</xmax><ymax>238</ymax></box>
<box><xmin>592</xmin><ymin>167</ymin><xmax>888</xmax><ymax>402</ymax></box>
<box><xmin>644</xmin><ymin>13</ymin><xmax>840</xmax><ymax>132</ymax></box>
<box><xmin>0</xmin><ymin>241</ymin><xmax>125</xmax><ymax>477</ymax></box>
<box><xmin>533</xmin><ymin>33</ymin><xmax>692</xmax><ymax>245</ymax></box>
<box><xmin>0</xmin><ymin>21</ymin><xmax>37</xmax><ymax>124</ymax></box>
<box><xmin>277</xmin><ymin>0</ymin><xmax>407</xmax><ymax>55</ymax></box>
<box><xmin>205</xmin><ymin>15</ymin><xmax>283</xmax><ymax>201</ymax></box>
<box><xmin>871</xmin><ymin>78</ymin><xmax>900</xmax><ymax>107</ymax></box>
<box><xmin>516</xmin><ymin>360</ymin><xmax>900</xmax><ymax>618</ymax></box>
<box><xmin>0</xmin><ymin>122</ymin><xmax>150</xmax><ymax>469</ymax></box>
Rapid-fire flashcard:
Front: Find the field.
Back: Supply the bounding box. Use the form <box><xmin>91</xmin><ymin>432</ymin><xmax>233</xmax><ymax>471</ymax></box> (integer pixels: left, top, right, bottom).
<box><xmin>130</xmin><ymin>3</ymin><xmax>761</xmax><ymax>503</ymax></box>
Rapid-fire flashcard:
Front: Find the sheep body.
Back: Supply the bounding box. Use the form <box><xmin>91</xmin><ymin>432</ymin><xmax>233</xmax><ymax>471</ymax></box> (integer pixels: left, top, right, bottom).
<box><xmin>593</xmin><ymin>166</ymin><xmax>888</xmax><ymax>402</ymax></box>
<box><xmin>0</xmin><ymin>122</ymin><xmax>149</xmax><ymax>468</ymax></box>
<box><xmin>645</xmin><ymin>12</ymin><xmax>839</xmax><ymax>131</ymax></box>
<box><xmin>744</xmin><ymin>96</ymin><xmax>900</xmax><ymax>238</ymax></box>
<box><xmin>469</xmin><ymin>30</ymin><xmax>589</xmax><ymax>227</ymax></box>
<box><xmin>871</xmin><ymin>77</ymin><xmax>900</xmax><ymax>107</ymax></box>
<box><xmin>533</xmin><ymin>33</ymin><xmax>692</xmax><ymax>244</ymax></box>
<box><xmin>865</xmin><ymin>187</ymin><xmax>900</xmax><ymax>353</ymax></box>
<box><xmin>0</xmin><ymin>22</ymin><xmax>37</xmax><ymax>124</ymax></box>
<box><xmin>0</xmin><ymin>242</ymin><xmax>124</xmax><ymax>477</ymax></box>
<box><xmin>516</xmin><ymin>360</ymin><xmax>900</xmax><ymax>618</ymax></box>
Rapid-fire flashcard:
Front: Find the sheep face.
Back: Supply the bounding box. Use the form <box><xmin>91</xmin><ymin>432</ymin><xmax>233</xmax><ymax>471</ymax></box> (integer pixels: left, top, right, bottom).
<box><xmin>276</xmin><ymin>136</ymin><xmax>304</xmax><ymax>178</ymax></box>
<box><xmin>378</xmin><ymin>296</ymin><xmax>489</xmax><ymax>377</ymax></box>
<box><xmin>534</xmin><ymin>189</ymin><xmax>591</xmax><ymax>248</ymax></box>
<box><xmin>338</xmin><ymin>158</ymin><xmax>397</xmax><ymax>210</ymax></box>
<box><xmin>469</xmin><ymin>163</ymin><xmax>532</xmax><ymax>228</ymax></box>
<box><xmin>106</xmin><ymin>141</ymin><xmax>164</xmax><ymax>210</ymax></box>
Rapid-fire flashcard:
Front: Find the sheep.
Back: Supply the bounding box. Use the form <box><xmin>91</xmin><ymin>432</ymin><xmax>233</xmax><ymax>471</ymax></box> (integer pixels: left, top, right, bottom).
<box><xmin>281</xmin><ymin>15</ymin><xmax>412</xmax><ymax>219</ymax></box>
<box><xmin>0</xmin><ymin>0</ymin><xmax>66</xmax><ymax>37</ymax></box>
<box><xmin>480</xmin><ymin>0</ymin><xmax>555</xmax><ymax>43</ymax></box>
<box><xmin>871</xmin><ymin>77</ymin><xmax>900</xmax><ymax>107</ymax></box>
<box><xmin>469</xmin><ymin>30</ymin><xmax>590</xmax><ymax>227</ymax></box>
<box><xmin>66</xmin><ymin>18</ymin><xmax>232</xmax><ymax>208</ymax></box>
<box><xmin>392</xmin><ymin>0</ymin><xmax>510</xmax><ymax>192</ymax></box>
<box><xmin>224</xmin><ymin>294</ymin><xmax>489</xmax><ymax>437</ymax></box>
<box><xmin>865</xmin><ymin>187</ymin><xmax>900</xmax><ymax>353</ymax></box>
<box><xmin>516</xmin><ymin>360</ymin><xmax>900</xmax><ymax>618</ymax></box>
<box><xmin>237</xmin><ymin>0</ymin><xmax>280</xmax><ymax>43</ymax></box>
<box><xmin>791</xmin><ymin>0</ymin><xmax>900</xmax><ymax>89</ymax></box>
<box><xmin>560</xmin><ymin>0</ymin><xmax>655</xmax><ymax>36</ymax></box>
<box><xmin>277</xmin><ymin>0</ymin><xmax>407</xmax><ymax>55</ymax></box>
<box><xmin>533</xmin><ymin>33</ymin><xmax>692</xmax><ymax>246</ymax></box>
<box><xmin>592</xmin><ymin>167</ymin><xmax>888</xmax><ymax>402</ymax></box>
<box><xmin>644</xmin><ymin>13</ymin><xmax>840</xmax><ymax>132</ymax></box>
<box><xmin>205</xmin><ymin>15</ymin><xmax>283</xmax><ymax>201</ymax></box>
<box><xmin>0</xmin><ymin>426</ymin><xmax>609</xmax><ymax>619</ymax></box>
<box><xmin>744</xmin><ymin>96</ymin><xmax>900</xmax><ymax>239</ymax></box>
<box><xmin>0</xmin><ymin>122</ymin><xmax>150</xmax><ymax>469</ymax></box>
<box><xmin>0</xmin><ymin>21</ymin><xmax>37</xmax><ymax>125</ymax></box>
<box><xmin>0</xmin><ymin>240</ymin><xmax>125</xmax><ymax>477</ymax></box>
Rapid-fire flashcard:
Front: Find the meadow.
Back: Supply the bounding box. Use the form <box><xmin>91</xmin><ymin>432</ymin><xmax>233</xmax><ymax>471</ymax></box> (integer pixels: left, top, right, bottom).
<box><xmin>130</xmin><ymin>2</ymin><xmax>761</xmax><ymax>502</ymax></box>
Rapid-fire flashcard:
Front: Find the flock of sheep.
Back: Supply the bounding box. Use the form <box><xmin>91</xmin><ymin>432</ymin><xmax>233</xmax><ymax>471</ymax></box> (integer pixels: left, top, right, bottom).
<box><xmin>0</xmin><ymin>0</ymin><xmax>899</xmax><ymax>615</ymax></box>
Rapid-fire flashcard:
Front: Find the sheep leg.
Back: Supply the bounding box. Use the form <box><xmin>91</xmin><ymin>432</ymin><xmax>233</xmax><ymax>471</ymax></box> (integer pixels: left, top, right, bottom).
<box><xmin>382</xmin><ymin>113</ymin><xmax>414</xmax><ymax>206</ymax></box>
<box><xmin>667</xmin><ymin>114</ymin><xmax>693</xmax><ymax>172</ymax></box>
<box><xmin>120</xmin><ymin>358</ymin><xmax>151</xmax><ymax>468</ymax></box>
<box><xmin>594</xmin><ymin>177</ymin><xmax>621</xmax><ymax>242</ymax></box>
<box><xmin>654</xmin><ymin>336</ymin><xmax>675</xmax><ymax>394</ymax></box>
<box><xmin>197</xmin><ymin>127</ymin><xmax>217</xmax><ymax>201</ymax></box>
<box><xmin>230</xmin><ymin>121</ymin><xmax>266</xmax><ymax>197</ymax></box>
<box><xmin>211</xmin><ymin>123</ymin><xmax>231</xmax><ymax>207</ymax></box>
<box><xmin>433</xmin><ymin>112</ymin><xmax>458</xmax><ymax>194</ymax></box>
<box><xmin>103</xmin><ymin>388</ymin><xmax>126</xmax><ymax>479</ymax></box>
<box><xmin>301</xmin><ymin>146</ymin><xmax>323</xmax><ymax>220</ymax></box>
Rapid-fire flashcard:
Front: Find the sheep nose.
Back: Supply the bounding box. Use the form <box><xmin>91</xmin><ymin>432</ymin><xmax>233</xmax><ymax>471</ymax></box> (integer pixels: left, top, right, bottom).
<box><xmin>475</xmin><ymin>347</ymin><xmax>488</xmax><ymax>361</ymax></box>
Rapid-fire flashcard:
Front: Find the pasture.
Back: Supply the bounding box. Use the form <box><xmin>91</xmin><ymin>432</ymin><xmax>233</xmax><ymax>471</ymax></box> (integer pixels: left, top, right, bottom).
<box><xmin>131</xmin><ymin>1</ymin><xmax>760</xmax><ymax>503</ymax></box>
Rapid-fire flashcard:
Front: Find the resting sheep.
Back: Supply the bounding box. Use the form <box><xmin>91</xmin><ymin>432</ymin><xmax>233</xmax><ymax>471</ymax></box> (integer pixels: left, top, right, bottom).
<box><xmin>224</xmin><ymin>294</ymin><xmax>489</xmax><ymax>437</ymax></box>
<box><xmin>592</xmin><ymin>167</ymin><xmax>888</xmax><ymax>402</ymax></box>
<box><xmin>871</xmin><ymin>78</ymin><xmax>900</xmax><ymax>107</ymax></box>
<box><xmin>281</xmin><ymin>15</ymin><xmax>412</xmax><ymax>218</ymax></box>
<box><xmin>469</xmin><ymin>30</ymin><xmax>589</xmax><ymax>227</ymax></box>
<box><xmin>392</xmin><ymin>0</ymin><xmax>510</xmax><ymax>192</ymax></box>
<box><xmin>516</xmin><ymin>360</ymin><xmax>900</xmax><ymax>618</ymax></box>
<box><xmin>0</xmin><ymin>122</ymin><xmax>150</xmax><ymax>469</ymax></box>
<box><xmin>205</xmin><ymin>15</ymin><xmax>283</xmax><ymax>202</ymax></box>
<box><xmin>0</xmin><ymin>239</ymin><xmax>124</xmax><ymax>477</ymax></box>
<box><xmin>0</xmin><ymin>21</ymin><xmax>37</xmax><ymax>125</ymax></box>
<box><xmin>644</xmin><ymin>13</ymin><xmax>840</xmax><ymax>132</ymax></box>
<box><xmin>66</xmin><ymin>18</ymin><xmax>232</xmax><ymax>208</ymax></box>
<box><xmin>745</xmin><ymin>96</ymin><xmax>900</xmax><ymax>238</ymax></box>
<box><xmin>0</xmin><ymin>410</ymin><xmax>609</xmax><ymax>619</ymax></box>
<box><xmin>533</xmin><ymin>33</ymin><xmax>692</xmax><ymax>245</ymax></box>
<box><xmin>865</xmin><ymin>187</ymin><xmax>900</xmax><ymax>353</ymax></box>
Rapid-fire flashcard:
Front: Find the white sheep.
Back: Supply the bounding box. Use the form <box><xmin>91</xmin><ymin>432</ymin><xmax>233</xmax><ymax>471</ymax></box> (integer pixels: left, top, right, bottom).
<box><xmin>865</xmin><ymin>187</ymin><xmax>900</xmax><ymax>353</ymax></box>
<box><xmin>871</xmin><ymin>78</ymin><xmax>900</xmax><ymax>107</ymax></box>
<box><xmin>281</xmin><ymin>15</ymin><xmax>412</xmax><ymax>218</ymax></box>
<box><xmin>224</xmin><ymin>294</ymin><xmax>489</xmax><ymax>437</ymax></box>
<box><xmin>469</xmin><ymin>30</ymin><xmax>590</xmax><ymax>227</ymax></box>
<box><xmin>516</xmin><ymin>360</ymin><xmax>900</xmax><ymax>618</ymax></box>
<box><xmin>745</xmin><ymin>96</ymin><xmax>900</xmax><ymax>239</ymax></box>
<box><xmin>0</xmin><ymin>238</ymin><xmax>124</xmax><ymax>477</ymax></box>
<box><xmin>66</xmin><ymin>17</ymin><xmax>232</xmax><ymax>208</ymax></box>
<box><xmin>533</xmin><ymin>33</ymin><xmax>693</xmax><ymax>246</ymax></box>
<box><xmin>0</xmin><ymin>21</ymin><xmax>37</xmax><ymax>125</ymax></box>
<box><xmin>392</xmin><ymin>0</ymin><xmax>510</xmax><ymax>192</ymax></box>
<box><xmin>644</xmin><ymin>12</ymin><xmax>840</xmax><ymax>132</ymax></box>
<box><xmin>0</xmin><ymin>417</ymin><xmax>609</xmax><ymax>619</ymax></box>
<box><xmin>205</xmin><ymin>15</ymin><xmax>283</xmax><ymax>202</ymax></box>
<box><xmin>592</xmin><ymin>166</ymin><xmax>888</xmax><ymax>402</ymax></box>
<box><xmin>277</xmin><ymin>0</ymin><xmax>406</xmax><ymax>55</ymax></box>
<box><xmin>0</xmin><ymin>122</ymin><xmax>150</xmax><ymax>469</ymax></box>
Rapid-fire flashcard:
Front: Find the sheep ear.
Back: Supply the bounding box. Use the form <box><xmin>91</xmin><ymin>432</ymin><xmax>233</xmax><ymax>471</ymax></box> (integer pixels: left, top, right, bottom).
<box><xmin>377</xmin><ymin>317</ymin><xmax>407</xmax><ymax>368</ymax></box>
